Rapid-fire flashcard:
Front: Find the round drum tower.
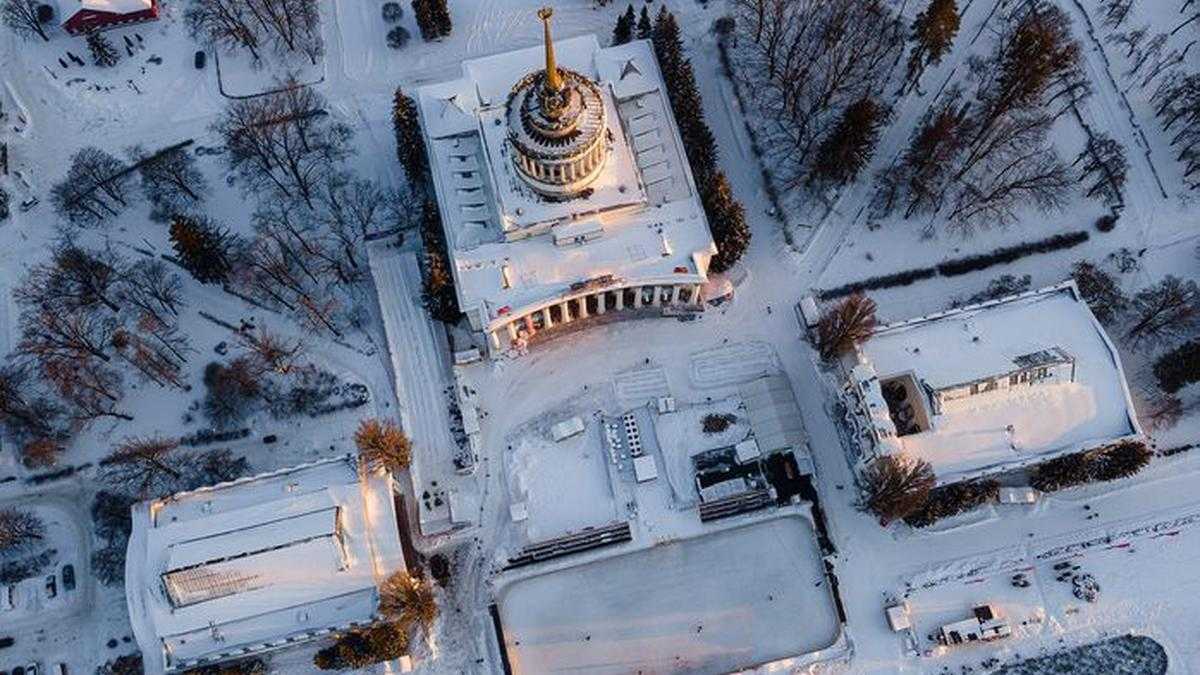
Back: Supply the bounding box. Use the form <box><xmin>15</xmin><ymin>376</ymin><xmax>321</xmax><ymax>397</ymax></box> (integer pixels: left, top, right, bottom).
<box><xmin>506</xmin><ymin>8</ymin><xmax>609</xmax><ymax>197</ymax></box>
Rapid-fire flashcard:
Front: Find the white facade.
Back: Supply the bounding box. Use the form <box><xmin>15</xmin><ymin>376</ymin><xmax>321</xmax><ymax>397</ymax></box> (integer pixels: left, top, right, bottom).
<box><xmin>415</xmin><ymin>28</ymin><xmax>716</xmax><ymax>357</ymax></box>
<box><xmin>125</xmin><ymin>455</ymin><xmax>406</xmax><ymax>674</ymax></box>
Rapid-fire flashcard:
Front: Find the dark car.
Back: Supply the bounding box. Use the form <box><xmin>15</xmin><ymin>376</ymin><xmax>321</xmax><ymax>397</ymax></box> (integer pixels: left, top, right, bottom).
<box><xmin>61</xmin><ymin>565</ymin><xmax>75</xmax><ymax>592</ymax></box>
<box><xmin>194</xmin><ymin>50</ymin><xmax>206</xmax><ymax>69</ymax></box>
<box><xmin>43</xmin><ymin>575</ymin><xmax>56</xmax><ymax>600</ymax></box>
<box><xmin>0</xmin><ymin>635</ymin><xmax>14</xmax><ymax>649</ymax></box>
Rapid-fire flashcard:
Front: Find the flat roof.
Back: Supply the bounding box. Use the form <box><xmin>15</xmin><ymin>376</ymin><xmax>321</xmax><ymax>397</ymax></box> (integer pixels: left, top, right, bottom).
<box><xmin>417</xmin><ymin>37</ymin><xmax>715</xmax><ymax>328</ymax></box>
<box><xmin>860</xmin><ymin>283</ymin><xmax>1140</xmax><ymax>483</ymax></box>
<box><xmin>497</xmin><ymin>515</ymin><xmax>842</xmax><ymax>674</ymax></box>
<box><xmin>126</xmin><ymin>456</ymin><xmax>406</xmax><ymax>673</ymax></box>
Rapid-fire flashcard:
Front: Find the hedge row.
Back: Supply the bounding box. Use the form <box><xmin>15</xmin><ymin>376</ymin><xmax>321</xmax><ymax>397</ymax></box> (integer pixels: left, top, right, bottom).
<box><xmin>903</xmin><ymin>479</ymin><xmax>999</xmax><ymax>529</ymax></box>
<box><xmin>820</xmin><ymin>230</ymin><xmax>1091</xmax><ymax>300</ymax></box>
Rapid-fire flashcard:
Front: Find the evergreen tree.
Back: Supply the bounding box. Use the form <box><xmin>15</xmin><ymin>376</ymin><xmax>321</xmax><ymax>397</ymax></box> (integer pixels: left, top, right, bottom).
<box><xmin>170</xmin><ymin>215</ymin><xmax>232</xmax><ymax>284</ymax></box>
<box><xmin>412</xmin><ymin>0</ymin><xmax>437</xmax><ymax>41</ymax></box>
<box><xmin>87</xmin><ymin>32</ymin><xmax>120</xmax><ymax>68</ymax></box>
<box><xmin>703</xmin><ymin>173</ymin><xmax>750</xmax><ymax>274</ymax></box>
<box><xmin>612</xmin><ymin>4</ymin><xmax>634</xmax><ymax>46</ymax></box>
<box><xmin>392</xmin><ymin>88</ymin><xmax>428</xmax><ymax>185</ymax></box>
<box><xmin>419</xmin><ymin>199</ymin><xmax>459</xmax><ymax>322</ymax></box>
<box><xmin>904</xmin><ymin>0</ymin><xmax>959</xmax><ymax>93</ymax></box>
<box><xmin>431</xmin><ymin>0</ymin><xmax>452</xmax><ymax>38</ymax></box>
<box><xmin>636</xmin><ymin>5</ymin><xmax>653</xmax><ymax>40</ymax></box>
<box><xmin>811</xmin><ymin>97</ymin><xmax>887</xmax><ymax>186</ymax></box>
<box><xmin>1154</xmin><ymin>339</ymin><xmax>1200</xmax><ymax>393</ymax></box>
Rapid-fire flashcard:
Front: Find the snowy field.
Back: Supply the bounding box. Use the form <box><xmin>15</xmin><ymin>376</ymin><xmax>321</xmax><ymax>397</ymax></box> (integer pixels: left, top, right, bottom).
<box><xmin>496</xmin><ymin>515</ymin><xmax>841</xmax><ymax>675</ymax></box>
<box><xmin>3</xmin><ymin>0</ymin><xmax>1200</xmax><ymax>672</ymax></box>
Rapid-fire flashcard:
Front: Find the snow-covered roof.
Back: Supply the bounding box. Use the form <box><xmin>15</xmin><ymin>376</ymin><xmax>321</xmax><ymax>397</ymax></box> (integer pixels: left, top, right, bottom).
<box><xmin>858</xmin><ymin>283</ymin><xmax>1141</xmax><ymax>484</ymax></box>
<box><xmin>417</xmin><ymin>37</ymin><xmax>715</xmax><ymax>330</ymax></box>
<box><xmin>125</xmin><ymin>455</ymin><xmax>406</xmax><ymax>674</ymax></box>
<box><xmin>59</xmin><ymin>0</ymin><xmax>151</xmax><ymax>17</ymax></box>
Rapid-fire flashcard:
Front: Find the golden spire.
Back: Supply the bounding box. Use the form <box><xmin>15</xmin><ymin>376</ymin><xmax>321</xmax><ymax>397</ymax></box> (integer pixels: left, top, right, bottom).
<box><xmin>538</xmin><ymin>7</ymin><xmax>563</xmax><ymax>93</ymax></box>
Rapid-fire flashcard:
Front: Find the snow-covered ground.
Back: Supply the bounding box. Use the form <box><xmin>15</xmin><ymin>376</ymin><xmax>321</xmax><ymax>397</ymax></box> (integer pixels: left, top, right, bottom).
<box><xmin>4</xmin><ymin>0</ymin><xmax>1200</xmax><ymax>673</ymax></box>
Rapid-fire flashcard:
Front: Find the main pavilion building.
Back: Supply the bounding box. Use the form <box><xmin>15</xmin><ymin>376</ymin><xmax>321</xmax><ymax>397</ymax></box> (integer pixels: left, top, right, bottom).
<box><xmin>415</xmin><ymin>8</ymin><xmax>717</xmax><ymax>356</ymax></box>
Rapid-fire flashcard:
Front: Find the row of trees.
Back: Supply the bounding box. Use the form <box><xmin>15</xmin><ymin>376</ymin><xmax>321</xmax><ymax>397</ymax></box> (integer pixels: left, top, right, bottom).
<box><xmin>648</xmin><ymin>7</ymin><xmax>750</xmax><ymax>272</ymax></box>
<box><xmin>52</xmin><ymin>142</ymin><xmax>209</xmax><ymax>226</ymax></box>
<box><xmin>185</xmin><ymin>0</ymin><xmax>324</xmax><ymax>65</ymax></box>
<box><xmin>392</xmin><ymin>88</ymin><xmax>459</xmax><ymax>322</ymax></box>
<box><xmin>611</xmin><ymin>4</ymin><xmax>652</xmax><ymax>46</ymax></box>
<box><xmin>861</xmin><ymin>441</ymin><xmax>1153</xmax><ymax>525</ymax></box>
<box><xmin>313</xmin><ymin>570</ymin><xmax>437</xmax><ymax>669</ymax></box>
<box><xmin>876</xmin><ymin>3</ymin><xmax>1093</xmax><ymax>233</ymax></box>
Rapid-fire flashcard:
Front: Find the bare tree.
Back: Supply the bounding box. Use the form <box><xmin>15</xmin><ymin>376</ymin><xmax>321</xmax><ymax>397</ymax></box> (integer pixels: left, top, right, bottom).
<box><xmin>50</xmin><ymin>147</ymin><xmax>133</xmax><ymax>225</ymax></box>
<box><xmin>129</xmin><ymin>144</ymin><xmax>209</xmax><ymax>221</ymax></box>
<box><xmin>816</xmin><ymin>294</ymin><xmax>877</xmax><ymax>361</ymax></box>
<box><xmin>15</xmin><ymin>241</ymin><xmax>126</xmax><ymax>314</ymax></box>
<box><xmin>1125</xmin><ymin>275</ymin><xmax>1200</xmax><ymax>348</ymax></box>
<box><xmin>186</xmin><ymin>0</ymin><xmax>264</xmax><ymax>61</ymax></box>
<box><xmin>0</xmin><ymin>508</ymin><xmax>45</xmax><ymax>555</ymax></box>
<box><xmin>215</xmin><ymin>79</ymin><xmax>353</xmax><ymax>209</ymax></box>
<box><xmin>1074</xmin><ymin>133</ymin><xmax>1129</xmax><ymax>206</ymax></box>
<box><xmin>0</xmin><ymin>362</ymin><xmax>65</xmax><ymax>444</ymax></box>
<box><xmin>1</xmin><ymin>0</ymin><xmax>49</xmax><ymax>41</ymax></box>
<box><xmin>859</xmin><ymin>454</ymin><xmax>935</xmax><ymax>525</ymax></box>
<box><xmin>1071</xmin><ymin>260</ymin><xmax>1128</xmax><ymax>324</ymax></box>
<box><xmin>240</xmin><ymin>328</ymin><xmax>305</xmax><ymax>375</ymax></box>
<box><xmin>354</xmin><ymin>418</ymin><xmax>412</xmax><ymax>473</ymax></box>
<box><xmin>118</xmin><ymin>260</ymin><xmax>184</xmax><ymax>326</ymax></box>
<box><xmin>42</xmin><ymin>354</ymin><xmax>131</xmax><ymax>423</ymax></box>
<box><xmin>102</xmin><ymin>436</ymin><xmax>182</xmax><ymax>498</ymax></box>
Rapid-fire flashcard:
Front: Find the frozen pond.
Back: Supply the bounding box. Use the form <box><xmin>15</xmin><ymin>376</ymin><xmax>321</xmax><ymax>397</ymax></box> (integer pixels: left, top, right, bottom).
<box><xmin>497</xmin><ymin>514</ymin><xmax>841</xmax><ymax>674</ymax></box>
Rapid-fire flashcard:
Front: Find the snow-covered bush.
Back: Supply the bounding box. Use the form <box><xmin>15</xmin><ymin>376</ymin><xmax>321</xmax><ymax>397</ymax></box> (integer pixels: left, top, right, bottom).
<box><xmin>386</xmin><ymin>25</ymin><xmax>410</xmax><ymax>49</ymax></box>
<box><xmin>381</xmin><ymin>2</ymin><xmax>402</xmax><ymax>22</ymax></box>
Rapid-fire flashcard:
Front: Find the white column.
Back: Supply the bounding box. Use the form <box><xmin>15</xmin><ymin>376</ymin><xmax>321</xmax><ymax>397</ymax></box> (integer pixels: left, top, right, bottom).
<box><xmin>650</xmin><ymin>285</ymin><xmax>661</xmax><ymax>306</ymax></box>
<box><xmin>597</xmin><ymin>292</ymin><xmax>607</xmax><ymax>315</ymax></box>
<box><xmin>671</xmin><ymin>285</ymin><xmax>682</xmax><ymax>305</ymax></box>
<box><xmin>489</xmin><ymin>330</ymin><xmax>501</xmax><ymax>351</ymax></box>
<box><xmin>633</xmin><ymin>286</ymin><xmax>644</xmax><ymax>308</ymax></box>
<box><xmin>577</xmin><ymin>295</ymin><xmax>589</xmax><ymax>319</ymax></box>
<box><xmin>542</xmin><ymin>307</ymin><xmax>553</xmax><ymax>329</ymax></box>
<box><xmin>524</xmin><ymin>315</ymin><xmax>535</xmax><ymax>334</ymax></box>
<box><xmin>506</xmin><ymin>322</ymin><xmax>518</xmax><ymax>342</ymax></box>
<box><xmin>615</xmin><ymin>289</ymin><xmax>625</xmax><ymax>311</ymax></box>
<box><xmin>560</xmin><ymin>301</ymin><xmax>573</xmax><ymax>324</ymax></box>
<box><xmin>693</xmin><ymin>284</ymin><xmax>704</xmax><ymax>306</ymax></box>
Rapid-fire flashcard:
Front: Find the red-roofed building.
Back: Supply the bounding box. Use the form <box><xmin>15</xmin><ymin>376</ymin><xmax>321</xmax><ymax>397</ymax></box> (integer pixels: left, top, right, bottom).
<box><xmin>60</xmin><ymin>0</ymin><xmax>158</xmax><ymax>36</ymax></box>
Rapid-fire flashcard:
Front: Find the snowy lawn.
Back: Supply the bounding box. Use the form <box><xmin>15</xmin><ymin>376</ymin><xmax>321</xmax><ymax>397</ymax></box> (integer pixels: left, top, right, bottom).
<box><xmin>496</xmin><ymin>514</ymin><xmax>841</xmax><ymax>675</ymax></box>
<box><xmin>506</xmin><ymin>420</ymin><xmax>618</xmax><ymax>542</ymax></box>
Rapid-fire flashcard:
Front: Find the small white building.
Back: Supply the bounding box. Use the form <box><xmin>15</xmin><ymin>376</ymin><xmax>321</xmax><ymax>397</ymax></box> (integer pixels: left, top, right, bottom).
<box><xmin>125</xmin><ymin>455</ymin><xmax>406</xmax><ymax>674</ymax></box>
<box><xmin>937</xmin><ymin>605</ymin><xmax>1011</xmax><ymax>646</ymax></box>
<box><xmin>844</xmin><ymin>282</ymin><xmax>1142</xmax><ymax>485</ymax></box>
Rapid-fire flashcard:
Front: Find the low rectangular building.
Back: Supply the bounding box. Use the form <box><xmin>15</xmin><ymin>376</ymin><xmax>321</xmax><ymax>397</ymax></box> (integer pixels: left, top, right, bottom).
<box><xmin>125</xmin><ymin>455</ymin><xmax>406</xmax><ymax>674</ymax></box>
<box><xmin>845</xmin><ymin>282</ymin><xmax>1141</xmax><ymax>485</ymax></box>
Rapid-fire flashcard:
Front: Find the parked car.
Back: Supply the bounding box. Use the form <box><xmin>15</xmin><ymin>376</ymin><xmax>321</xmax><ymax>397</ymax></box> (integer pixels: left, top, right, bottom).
<box><xmin>25</xmin><ymin>664</ymin><xmax>38</xmax><ymax>675</ymax></box>
<box><xmin>43</xmin><ymin>575</ymin><xmax>56</xmax><ymax>600</ymax></box>
<box><xmin>0</xmin><ymin>635</ymin><xmax>14</xmax><ymax>649</ymax></box>
<box><xmin>194</xmin><ymin>50</ymin><xmax>206</xmax><ymax>69</ymax></box>
<box><xmin>54</xmin><ymin>664</ymin><xmax>66</xmax><ymax>675</ymax></box>
<box><xmin>0</xmin><ymin>585</ymin><xmax>13</xmax><ymax>610</ymax></box>
<box><xmin>60</xmin><ymin>565</ymin><xmax>75</xmax><ymax>592</ymax></box>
